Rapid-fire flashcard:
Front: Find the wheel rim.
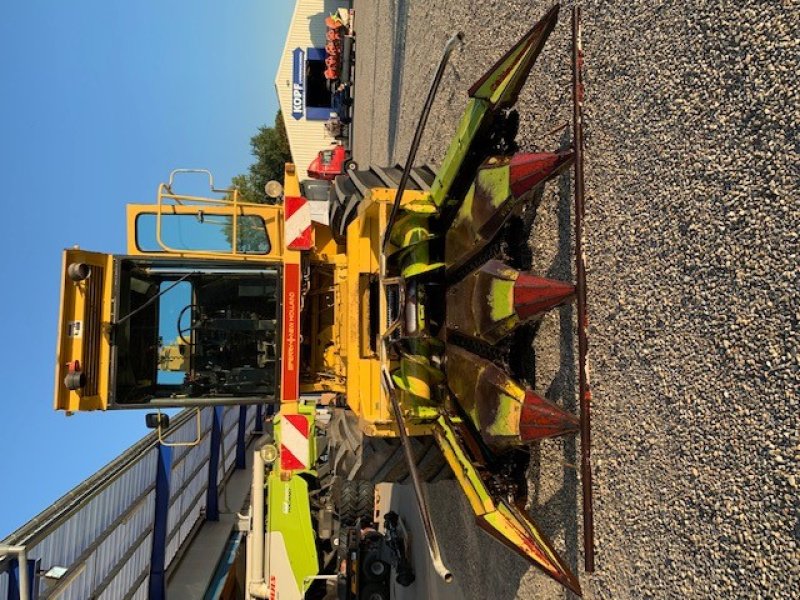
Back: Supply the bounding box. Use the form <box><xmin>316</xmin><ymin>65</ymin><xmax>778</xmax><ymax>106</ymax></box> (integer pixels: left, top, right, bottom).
<box><xmin>370</xmin><ymin>561</ymin><xmax>386</xmax><ymax>577</ymax></box>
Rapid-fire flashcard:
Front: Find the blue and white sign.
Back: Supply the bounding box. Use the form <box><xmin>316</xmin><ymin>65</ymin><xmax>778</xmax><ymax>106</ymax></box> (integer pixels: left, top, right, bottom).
<box><xmin>292</xmin><ymin>47</ymin><xmax>305</xmax><ymax>120</ymax></box>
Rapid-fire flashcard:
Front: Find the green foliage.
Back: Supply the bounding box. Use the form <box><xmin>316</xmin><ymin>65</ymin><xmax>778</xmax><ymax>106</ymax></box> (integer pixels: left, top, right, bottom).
<box><xmin>224</xmin><ymin>111</ymin><xmax>292</xmax><ymax>249</ymax></box>
<box><xmin>229</xmin><ymin>110</ymin><xmax>292</xmax><ymax>205</ymax></box>
<box><xmin>248</xmin><ymin>110</ymin><xmax>291</xmax><ymax>201</ymax></box>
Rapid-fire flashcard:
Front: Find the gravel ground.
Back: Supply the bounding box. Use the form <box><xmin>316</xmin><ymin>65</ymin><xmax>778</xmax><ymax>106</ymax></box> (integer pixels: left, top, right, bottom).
<box><xmin>351</xmin><ymin>1</ymin><xmax>799</xmax><ymax>598</ymax></box>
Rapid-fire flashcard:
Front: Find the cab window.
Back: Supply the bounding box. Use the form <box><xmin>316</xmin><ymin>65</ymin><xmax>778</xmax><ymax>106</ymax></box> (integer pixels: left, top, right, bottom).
<box><xmin>136</xmin><ymin>213</ymin><xmax>270</xmax><ymax>254</ymax></box>
<box><xmin>113</xmin><ymin>260</ymin><xmax>279</xmax><ymax>406</ymax></box>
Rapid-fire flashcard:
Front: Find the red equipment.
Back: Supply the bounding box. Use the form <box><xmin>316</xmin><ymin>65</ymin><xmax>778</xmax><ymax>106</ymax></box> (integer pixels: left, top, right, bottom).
<box><xmin>307</xmin><ymin>145</ymin><xmax>351</xmax><ymax>181</ymax></box>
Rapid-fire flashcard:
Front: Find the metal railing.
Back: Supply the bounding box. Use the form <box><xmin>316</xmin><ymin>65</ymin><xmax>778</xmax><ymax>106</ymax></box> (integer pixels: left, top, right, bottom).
<box><xmin>0</xmin><ymin>405</ymin><xmax>259</xmax><ymax>599</ymax></box>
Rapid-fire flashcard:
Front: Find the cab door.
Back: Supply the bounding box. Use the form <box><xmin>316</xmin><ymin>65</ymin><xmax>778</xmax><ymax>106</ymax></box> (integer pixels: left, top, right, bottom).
<box><xmin>54</xmin><ymin>248</ymin><xmax>114</xmax><ymax>412</ymax></box>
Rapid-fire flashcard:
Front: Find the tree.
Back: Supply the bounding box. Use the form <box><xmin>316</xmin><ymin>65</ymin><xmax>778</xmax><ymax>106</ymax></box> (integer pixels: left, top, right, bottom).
<box><xmin>229</xmin><ymin>110</ymin><xmax>292</xmax><ymax>205</ymax></box>
<box><xmin>247</xmin><ymin>110</ymin><xmax>291</xmax><ymax>201</ymax></box>
<box><xmin>224</xmin><ymin>110</ymin><xmax>292</xmax><ymax>250</ymax></box>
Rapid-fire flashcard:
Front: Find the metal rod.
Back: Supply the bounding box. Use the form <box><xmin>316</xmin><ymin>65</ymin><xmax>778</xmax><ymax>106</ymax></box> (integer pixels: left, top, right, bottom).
<box><xmin>113</xmin><ymin>271</ymin><xmax>194</xmax><ymax>327</ymax></box>
<box><xmin>381</xmin><ymin>31</ymin><xmax>463</xmax><ymax>254</ymax></box>
<box><xmin>572</xmin><ymin>5</ymin><xmax>595</xmax><ymax>573</ymax></box>
<box><xmin>143</xmin><ymin>268</ymin><xmax>278</xmax><ymax>276</ymax></box>
<box><xmin>381</xmin><ymin>368</ymin><xmax>453</xmax><ymax>583</ymax></box>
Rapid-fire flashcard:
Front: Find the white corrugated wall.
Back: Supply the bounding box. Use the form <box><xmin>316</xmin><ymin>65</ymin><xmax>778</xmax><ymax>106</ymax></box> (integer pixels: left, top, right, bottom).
<box><xmin>275</xmin><ymin>0</ymin><xmax>350</xmax><ymax>177</ymax></box>
<box><xmin>0</xmin><ymin>404</ymin><xmax>260</xmax><ymax>599</ymax></box>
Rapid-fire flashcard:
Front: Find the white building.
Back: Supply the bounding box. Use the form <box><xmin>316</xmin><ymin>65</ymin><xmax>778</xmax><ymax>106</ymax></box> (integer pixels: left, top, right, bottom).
<box><xmin>275</xmin><ymin>0</ymin><xmax>350</xmax><ymax>180</ymax></box>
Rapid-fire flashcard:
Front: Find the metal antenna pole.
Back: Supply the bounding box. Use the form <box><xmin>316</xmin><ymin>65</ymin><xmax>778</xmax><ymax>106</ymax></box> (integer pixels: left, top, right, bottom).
<box><xmin>572</xmin><ymin>5</ymin><xmax>595</xmax><ymax>572</ymax></box>
<box><xmin>381</xmin><ymin>32</ymin><xmax>463</xmax><ymax>254</ymax></box>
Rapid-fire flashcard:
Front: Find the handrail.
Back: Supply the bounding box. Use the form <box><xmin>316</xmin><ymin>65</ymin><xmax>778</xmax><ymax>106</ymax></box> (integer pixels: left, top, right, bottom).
<box><xmin>155</xmin><ymin>408</ymin><xmax>203</xmax><ymax>448</ymax></box>
<box><xmin>165</xmin><ymin>169</ymin><xmax>235</xmax><ymax>196</ymax></box>
<box><xmin>154</xmin><ymin>168</ymin><xmax>282</xmax><ymax>258</ymax></box>
<box><xmin>156</xmin><ymin>177</ymin><xmax>245</xmax><ymax>257</ymax></box>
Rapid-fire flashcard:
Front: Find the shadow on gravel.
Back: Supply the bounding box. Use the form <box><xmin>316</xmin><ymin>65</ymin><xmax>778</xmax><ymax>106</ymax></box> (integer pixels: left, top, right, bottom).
<box><xmin>427</xmin><ymin>481</ymin><xmax>530</xmax><ymax>600</ymax></box>
<box><xmin>530</xmin><ymin>133</ymin><xmax>581</xmax><ymax>597</ymax></box>
<box><xmin>385</xmin><ymin>0</ymin><xmax>408</xmax><ymax>162</ymax></box>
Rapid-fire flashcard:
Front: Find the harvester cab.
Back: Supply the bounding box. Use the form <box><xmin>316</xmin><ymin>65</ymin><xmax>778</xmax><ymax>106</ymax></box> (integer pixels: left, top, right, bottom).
<box><xmin>54</xmin><ymin>169</ymin><xmax>297</xmax><ymax>413</ymax></box>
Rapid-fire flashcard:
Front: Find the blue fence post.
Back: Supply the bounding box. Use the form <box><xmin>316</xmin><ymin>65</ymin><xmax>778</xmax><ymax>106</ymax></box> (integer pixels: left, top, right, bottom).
<box><xmin>255</xmin><ymin>404</ymin><xmax>264</xmax><ymax>434</ymax></box>
<box><xmin>148</xmin><ymin>443</ymin><xmax>173</xmax><ymax>600</ymax></box>
<box><xmin>206</xmin><ymin>406</ymin><xmax>223</xmax><ymax>522</ymax></box>
<box><xmin>235</xmin><ymin>406</ymin><xmax>247</xmax><ymax>469</ymax></box>
<box><xmin>7</xmin><ymin>557</ymin><xmax>39</xmax><ymax>600</ymax></box>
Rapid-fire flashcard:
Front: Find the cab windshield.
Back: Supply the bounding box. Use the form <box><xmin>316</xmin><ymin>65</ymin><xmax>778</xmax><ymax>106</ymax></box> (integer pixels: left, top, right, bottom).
<box><xmin>111</xmin><ymin>259</ymin><xmax>280</xmax><ymax>406</ymax></box>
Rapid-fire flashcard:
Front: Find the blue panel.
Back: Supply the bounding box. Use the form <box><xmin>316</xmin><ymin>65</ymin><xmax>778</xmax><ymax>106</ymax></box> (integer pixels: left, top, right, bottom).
<box><xmin>148</xmin><ymin>444</ymin><xmax>173</xmax><ymax>600</ymax></box>
<box><xmin>255</xmin><ymin>404</ymin><xmax>264</xmax><ymax>433</ymax></box>
<box><xmin>201</xmin><ymin>532</ymin><xmax>244</xmax><ymax>600</ymax></box>
<box><xmin>307</xmin><ymin>47</ymin><xmax>325</xmax><ymax>61</ymax></box>
<box><xmin>206</xmin><ymin>406</ymin><xmax>223</xmax><ymax>521</ymax></box>
<box><xmin>235</xmin><ymin>406</ymin><xmax>247</xmax><ymax>469</ymax></box>
<box><xmin>291</xmin><ymin>48</ymin><xmax>305</xmax><ymax>120</ymax></box>
<box><xmin>7</xmin><ymin>558</ymin><xmax>39</xmax><ymax>600</ymax></box>
<box><xmin>307</xmin><ymin>106</ymin><xmax>332</xmax><ymax>121</ymax></box>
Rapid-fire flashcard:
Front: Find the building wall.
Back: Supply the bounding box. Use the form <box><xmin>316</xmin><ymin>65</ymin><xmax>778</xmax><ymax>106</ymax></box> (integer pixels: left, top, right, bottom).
<box><xmin>275</xmin><ymin>0</ymin><xmax>348</xmax><ymax>188</ymax></box>
<box><xmin>0</xmin><ymin>406</ymin><xmax>260</xmax><ymax>600</ymax></box>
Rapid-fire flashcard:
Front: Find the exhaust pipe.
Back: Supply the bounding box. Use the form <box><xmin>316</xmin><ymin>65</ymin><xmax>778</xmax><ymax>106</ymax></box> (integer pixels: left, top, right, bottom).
<box><xmin>247</xmin><ymin>435</ymin><xmax>271</xmax><ymax>599</ymax></box>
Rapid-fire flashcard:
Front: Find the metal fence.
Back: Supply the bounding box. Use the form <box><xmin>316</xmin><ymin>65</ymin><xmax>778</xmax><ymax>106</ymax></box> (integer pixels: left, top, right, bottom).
<box><xmin>0</xmin><ymin>405</ymin><xmax>260</xmax><ymax>600</ymax></box>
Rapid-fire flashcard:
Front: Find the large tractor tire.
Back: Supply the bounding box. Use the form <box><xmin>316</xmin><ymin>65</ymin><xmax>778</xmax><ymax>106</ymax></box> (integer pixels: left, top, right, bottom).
<box><xmin>328</xmin><ymin>164</ymin><xmax>437</xmax><ymax>245</ymax></box>
<box><xmin>359</xmin><ymin>583</ymin><xmax>389</xmax><ymax>600</ymax></box>
<box><xmin>332</xmin><ymin>477</ymin><xmax>375</xmax><ymax>525</ymax></box>
<box><xmin>326</xmin><ymin>408</ymin><xmax>452</xmax><ymax>483</ymax></box>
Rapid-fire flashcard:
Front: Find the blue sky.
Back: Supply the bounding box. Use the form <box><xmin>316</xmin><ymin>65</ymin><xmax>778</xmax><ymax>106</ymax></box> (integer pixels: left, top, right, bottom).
<box><xmin>0</xmin><ymin>1</ymin><xmax>294</xmax><ymax>536</ymax></box>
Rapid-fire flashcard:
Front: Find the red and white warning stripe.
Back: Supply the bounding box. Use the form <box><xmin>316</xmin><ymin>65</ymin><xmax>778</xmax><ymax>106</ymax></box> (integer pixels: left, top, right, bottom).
<box><xmin>284</xmin><ymin>196</ymin><xmax>313</xmax><ymax>250</ymax></box>
<box><xmin>280</xmin><ymin>414</ymin><xmax>310</xmax><ymax>471</ymax></box>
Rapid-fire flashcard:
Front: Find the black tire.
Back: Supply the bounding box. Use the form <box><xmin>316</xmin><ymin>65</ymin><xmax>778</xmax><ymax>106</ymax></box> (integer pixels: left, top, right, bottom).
<box><xmin>356</xmin><ymin>480</ymin><xmax>375</xmax><ymax>522</ymax></box>
<box><xmin>332</xmin><ymin>477</ymin><xmax>359</xmax><ymax>525</ymax></box>
<box><xmin>332</xmin><ymin>477</ymin><xmax>374</xmax><ymax>525</ymax></box>
<box><xmin>336</xmin><ymin>526</ymin><xmax>351</xmax><ymax>561</ymax></box>
<box><xmin>327</xmin><ymin>165</ymin><xmax>438</xmax><ymax>246</ymax></box>
<box><xmin>326</xmin><ymin>408</ymin><xmax>452</xmax><ymax>483</ymax></box>
<box><xmin>362</xmin><ymin>551</ymin><xmax>389</xmax><ymax>582</ymax></box>
<box><xmin>329</xmin><ymin>173</ymin><xmax>357</xmax><ymax>244</ymax></box>
<box><xmin>359</xmin><ymin>583</ymin><xmax>389</xmax><ymax>600</ymax></box>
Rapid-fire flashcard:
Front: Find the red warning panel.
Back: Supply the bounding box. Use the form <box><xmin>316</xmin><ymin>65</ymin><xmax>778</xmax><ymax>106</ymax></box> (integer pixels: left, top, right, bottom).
<box><xmin>280</xmin><ymin>414</ymin><xmax>309</xmax><ymax>471</ymax></box>
<box><xmin>284</xmin><ymin>196</ymin><xmax>313</xmax><ymax>250</ymax></box>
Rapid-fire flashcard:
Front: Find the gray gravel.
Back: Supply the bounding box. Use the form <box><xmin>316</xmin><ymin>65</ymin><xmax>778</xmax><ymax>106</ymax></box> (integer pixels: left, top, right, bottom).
<box><xmin>352</xmin><ymin>1</ymin><xmax>800</xmax><ymax>598</ymax></box>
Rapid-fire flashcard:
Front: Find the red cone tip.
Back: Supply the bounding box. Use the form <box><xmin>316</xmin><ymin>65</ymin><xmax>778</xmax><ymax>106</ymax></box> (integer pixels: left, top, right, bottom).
<box><xmin>509</xmin><ymin>151</ymin><xmax>574</xmax><ymax>198</ymax></box>
<box><xmin>519</xmin><ymin>390</ymin><xmax>579</xmax><ymax>441</ymax></box>
<box><xmin>513</xmin><ymin>273</ymin><xmax>575</xmax><ymax>319</ymax></box>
